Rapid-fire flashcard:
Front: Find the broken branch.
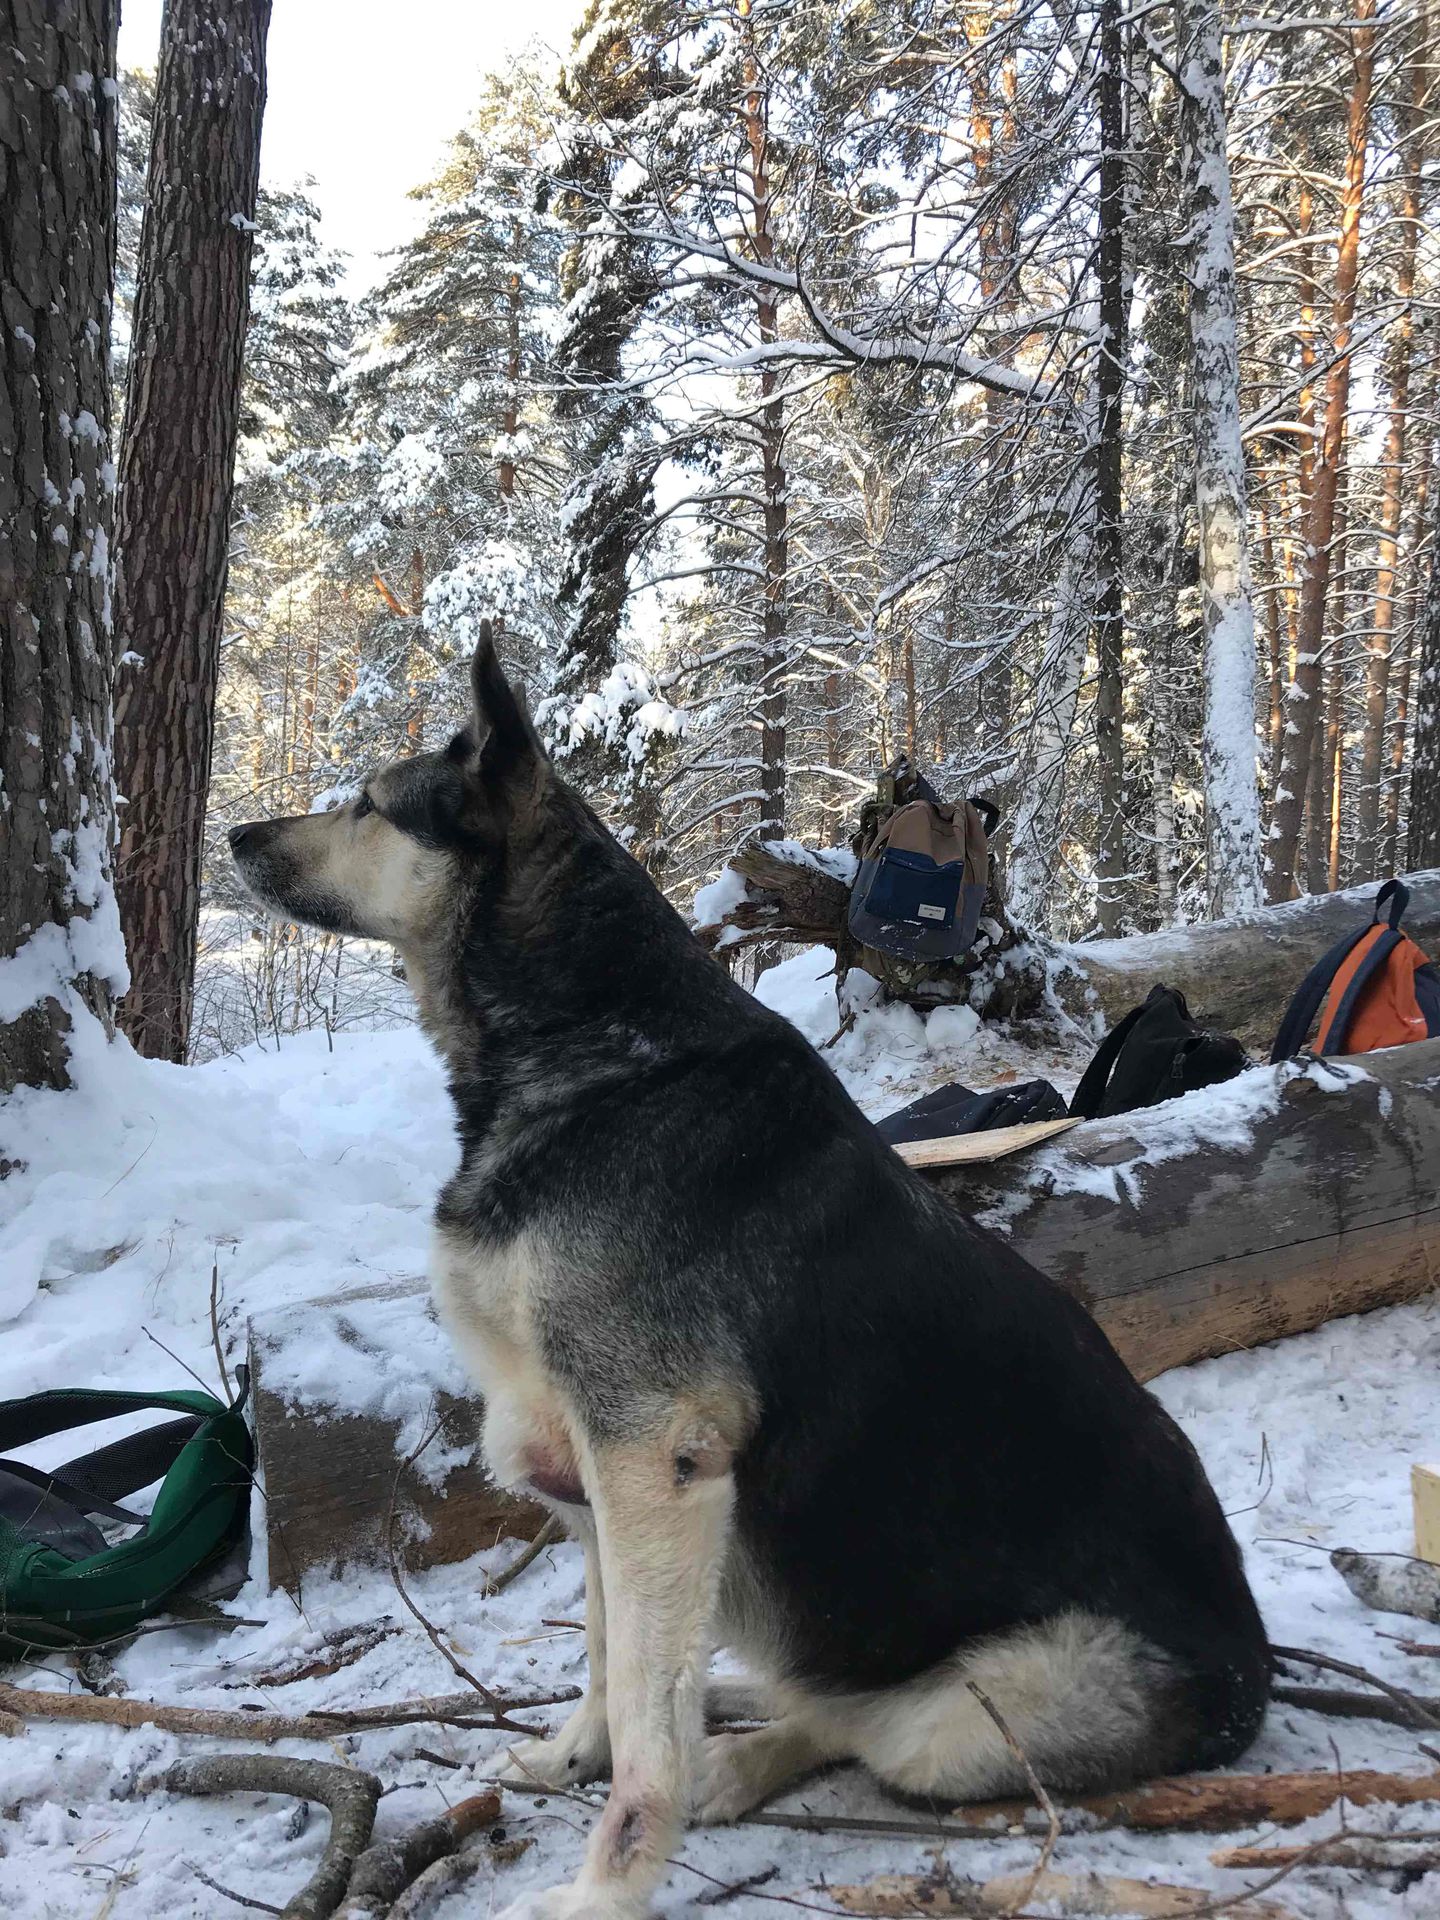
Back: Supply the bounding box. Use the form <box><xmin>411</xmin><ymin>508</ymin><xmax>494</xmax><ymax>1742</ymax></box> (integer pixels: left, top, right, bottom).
<box><xmin>146</xmin><ymin>1753</ymin><xmax>379</xmax><ymax>1920</ymax></box>
<box><xmin>335</xmin><ymin>1789</ymin><xmax>499</xmax><ymax>1918</ymax></box>
<box><xmin>963</xmin><ymin>1766</ymin><xmax>1440</xmax><ymax>1834</ymax></box>
<box><xmin>0</xmin><ymin>1681</ymin><xmax>574</xmax><ymax>1744</ymax></box>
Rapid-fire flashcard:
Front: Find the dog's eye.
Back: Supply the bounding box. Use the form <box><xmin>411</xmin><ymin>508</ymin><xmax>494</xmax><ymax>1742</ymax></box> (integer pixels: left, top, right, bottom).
<box><xmin>354</xmin><ymin>791</ymin><xmax>374</xmax><ymax>820</ymax></box>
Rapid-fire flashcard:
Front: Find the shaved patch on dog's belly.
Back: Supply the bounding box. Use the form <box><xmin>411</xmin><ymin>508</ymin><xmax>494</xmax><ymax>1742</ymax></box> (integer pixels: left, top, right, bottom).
<box><xmin>523</xmin><ymin>1451</ymin><xmax>589</xmax><ymax>1506</ymax></box>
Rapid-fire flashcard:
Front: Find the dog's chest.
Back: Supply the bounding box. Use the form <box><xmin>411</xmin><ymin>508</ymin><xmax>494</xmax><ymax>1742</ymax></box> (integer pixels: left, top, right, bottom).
<box><xmin>428</xmin><ymin>1222</ymin><xmax>585</xmax><ymax>1504</ymax></box>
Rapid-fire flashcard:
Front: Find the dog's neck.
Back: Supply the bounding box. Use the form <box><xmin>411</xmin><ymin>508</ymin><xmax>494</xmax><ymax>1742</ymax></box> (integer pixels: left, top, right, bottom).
<box><xmin>401</xmin><ymin>783</ymin><xmax>741</xmax><ymax>1128</ymax></box>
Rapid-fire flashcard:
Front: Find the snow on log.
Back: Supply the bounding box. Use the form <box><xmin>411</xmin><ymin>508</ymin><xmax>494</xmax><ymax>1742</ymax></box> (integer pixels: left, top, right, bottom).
<box><xmin>925</xmin><ymin>1041</ymin><xmax>1440</xmax><ymax>1382</ymax></box>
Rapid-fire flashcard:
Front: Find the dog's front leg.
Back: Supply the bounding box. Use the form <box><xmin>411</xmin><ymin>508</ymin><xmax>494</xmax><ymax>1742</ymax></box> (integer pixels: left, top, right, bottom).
<box><xmin>499</xmin><ymin>1432</ymin><xmax>733</xmax><ymax>1920</ymax></box>
<box><xmin>498</xmin><ymin>1510</ymin><xmax>612</xmax><ymax>1788</ymax></box>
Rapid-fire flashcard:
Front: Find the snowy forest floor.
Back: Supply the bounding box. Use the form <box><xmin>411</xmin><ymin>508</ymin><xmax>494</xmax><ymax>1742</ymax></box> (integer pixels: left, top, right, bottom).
<box><xmin>1</xmin><ymin>952</ymin><xmax>1437</xmax><ymax>1917</ymax></box>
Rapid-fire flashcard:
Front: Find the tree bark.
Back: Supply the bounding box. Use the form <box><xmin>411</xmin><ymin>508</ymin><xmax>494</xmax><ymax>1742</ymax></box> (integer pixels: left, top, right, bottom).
<box><xmin>111</xmin><ymin>0</ymin><xmax>272</xmax><ymax>1062</ymax></box>
<box><xmin>1092</xmin><ymin>0</ymin><xmax>1128</xmax><ymax>934</ymax></box>
<box><xmin>0</xmin><ymin>0</ymin><xmax>126</xmax><ymax>1095</ymax></box>
<box><xmin>1175</xmin><ymin>0</ymin><xmax>1263</xmax><ymax>915</ymax></box>
<box><xmin>1265</xmin><ymin>0</ymin><xmax>1375</xmax><ymax>899</ymax></box>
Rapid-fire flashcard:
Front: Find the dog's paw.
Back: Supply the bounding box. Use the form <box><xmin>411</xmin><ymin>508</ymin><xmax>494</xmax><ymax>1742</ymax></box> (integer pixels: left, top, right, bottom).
<box><xmin>691</xmin><ymin>1731</ymin><xmax>772</xmax><ymax>1825</ymax></box>
<box><xmin>495</xmin><ymin>1711</ymin><xmax>612</xmax><ymax>1790</ymax></box>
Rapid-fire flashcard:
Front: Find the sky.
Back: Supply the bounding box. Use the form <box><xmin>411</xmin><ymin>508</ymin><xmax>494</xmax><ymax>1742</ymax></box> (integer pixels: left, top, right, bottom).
<box><xmin>116</xmin><ymin>0</ymin><xmax>581</xmax><ymax>285</ymax></box>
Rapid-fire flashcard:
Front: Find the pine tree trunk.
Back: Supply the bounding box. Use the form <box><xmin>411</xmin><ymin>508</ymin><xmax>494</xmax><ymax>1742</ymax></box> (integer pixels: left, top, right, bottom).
<box><xmin>1175</xmin><ymin>0</ymin><xmax>1263</xmax><ymax>915</ymax></box>
<box><xmin>1353</xmin><ymin>24</ymin><xmax>1424</xmax><ymax>877</ymax></box>
<box><xmin>1092</xmin><ymin>0</ymin><xmax>1128</xmax><ymax>934</ymax></box>
<box><xmin>1382</xmin><ymin>425</ymin><xmax>1431</xmax><ymax>870</ymax></box>
<box><xmin>111</xmin><ymin>0</ymin><xmax>272</xmax><ymax>1062</ymax></box>
<box><xmin>1265</xmin><ymin>0</ymin><xmax>1375</xmax><ymax>900</ymax></box>
<box><xmin>0</xmin><ymin>0</ymin><xmax>125</xmax><ymax>1095</ymax></box>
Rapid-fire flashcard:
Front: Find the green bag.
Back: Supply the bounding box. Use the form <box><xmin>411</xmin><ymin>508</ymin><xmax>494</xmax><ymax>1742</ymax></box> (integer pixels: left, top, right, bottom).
<box><xmin>0</xmin><ymin>1379</ymin><xmax>254</xmax><ymax>1658</ymax></box>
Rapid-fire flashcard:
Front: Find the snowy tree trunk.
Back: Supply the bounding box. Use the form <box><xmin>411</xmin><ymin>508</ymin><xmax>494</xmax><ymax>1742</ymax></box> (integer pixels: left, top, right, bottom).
<box><xmin>1408</xmin><ymin>475</ymin><xmax>1440</xmax><ymax>870</ymax></box>
<box><xmin>1175</xmin><ymin>0</ymin><xmax>1263</xmax><ymax>917</ymax></box>
<box><xmin>1006</xmin><ymin>481</ymin><xmax>1094</xmax><ymax>926</ymax></box>
<box><xmin>111</xmin><ymin>0</ymin><xmax>272</xmax><ymax>1062</ymax></box>
<box><xmin>1265</xmin><ymin>0</ymin><xmax>1375</xmax><ymax>900</ymax></box>
<box><xmin>0</xmin><ymin>0</ymin><xmax>127</xmax><ymax>1095</ymax></box>
<box><xmin>1092</xmin><ymin>0</ymin><xmax>1128</xmax><ymax>935</ymax></box>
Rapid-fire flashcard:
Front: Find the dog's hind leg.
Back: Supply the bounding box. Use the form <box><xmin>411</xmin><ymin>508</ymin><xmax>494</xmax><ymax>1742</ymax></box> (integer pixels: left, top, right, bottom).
<box><xmin>693</xmin><ymin>1717</ymin><xmax>834</xmax><ymax>1823</ymax></box>
<box><xmin>839</xmin><ymin>1611</ymin><xmax>1181</xmax><ymax>1802</ymax></box>
<box><xmin>497</xmin><ymin>1510</ymin><xmax>612</xmax><ymax>1790</ymax></box>
<box><xmin>498</xmin><ymin>1418</ymin><xmax>735</xmax><ymax>1920</ymax></box>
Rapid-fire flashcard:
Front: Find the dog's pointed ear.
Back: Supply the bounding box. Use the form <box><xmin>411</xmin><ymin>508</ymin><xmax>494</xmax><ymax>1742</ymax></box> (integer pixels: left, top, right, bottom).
<box><xmin>467</xmin><ymin>620</ymin><xmax>545</xmax><ymax>789</ymax></box>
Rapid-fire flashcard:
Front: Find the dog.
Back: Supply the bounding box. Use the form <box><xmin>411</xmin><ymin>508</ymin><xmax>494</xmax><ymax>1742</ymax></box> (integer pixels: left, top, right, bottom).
<box><xmin>230</xmin><ymin>625</ymin><xmax>1269</xmax><ymax>1919</ymax></box>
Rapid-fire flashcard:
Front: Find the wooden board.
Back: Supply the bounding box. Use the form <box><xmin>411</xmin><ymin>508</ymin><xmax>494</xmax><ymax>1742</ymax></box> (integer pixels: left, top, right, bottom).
<box><xmin>1415</xmin><ymin>1464</ymin><xmax>1440</xmax><ymax>1565</ymax></box>
<box><xmin>893</xmin><ymin>1116</ymin><xmax>1078</xmax><ymax>1168</ymax></box>
<box><xmin>247</xmin><ymin>1278</ymin><xmax>547</xmax><ymax>1597</ymax></box>
<box><xmin>923</xmin><ymin>1038</ymin><xmax>1440</xmax><ymax>1383</ymax></box>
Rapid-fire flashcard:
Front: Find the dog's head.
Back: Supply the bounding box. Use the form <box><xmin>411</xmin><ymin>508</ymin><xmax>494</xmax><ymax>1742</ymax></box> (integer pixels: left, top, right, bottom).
<box><xmin>228</xmin><ymin>623</ymin><xmax>547</xmax><ymax>949</ymax></box>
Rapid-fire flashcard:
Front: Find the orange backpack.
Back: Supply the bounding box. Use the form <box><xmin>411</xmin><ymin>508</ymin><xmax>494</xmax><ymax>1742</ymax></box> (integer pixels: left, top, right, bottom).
<box><xmin>1271</xmin><ymin>880</ymin><xmax>1440</xmax><ymax>1062</ymax></box>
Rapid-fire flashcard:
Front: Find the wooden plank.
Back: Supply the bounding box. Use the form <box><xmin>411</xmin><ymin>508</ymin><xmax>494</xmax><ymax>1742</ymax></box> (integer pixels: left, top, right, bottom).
<box><xmin>1415</xmin><ymin>1464</ymin><xmax>1440</xmax><ymax>1565</ymax></box>
<box><xmin>892</xmin><ymin>1116</ymin><xmax>1078</xmax><ymax>1168</ymax></box>
<box><xmin>247</xmin><ymin>1279</ymin><xmax>546</xmax><ymax>1597</ymax></box>
<box><xmin>923</xmin><ymin>1039</ymin><xmax>1440</xmax><ymax>1382</ymax></box>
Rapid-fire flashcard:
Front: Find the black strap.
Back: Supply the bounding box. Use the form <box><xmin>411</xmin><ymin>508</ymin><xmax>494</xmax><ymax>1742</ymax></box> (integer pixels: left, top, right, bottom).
<box><xmin>1269</xmin><ymin>921</ymin><xmax>1371</xmax><ymax>1063</ymax></box>
<box><xmin>1317</xmin><ymin>927</ymin><xmax>1403</xmax><ymax>1055</ymax></box>
<box><xmin>0</xmin><ymin>1458</ymin><xmax>142</xmax><ymax>1527</ymax></box>
<box><xmin>969</xmin><ymin>794</ymin><xmax>1001</xmax><ymax>836</ymax></box>
<box><xmin>1069</xmin><ymin>1003</ymin><xmax>1147</xmax><ymax>1119</ymax></box>
<box><xmin>0</xmin><ymin>1387</ymin><xmax>219</xmax><ymax>1456</ymax></box>
<box><xmin>1372</xmin><ymin>878</ymin><xmax>1409</xmax><ymax>929</ymax></box>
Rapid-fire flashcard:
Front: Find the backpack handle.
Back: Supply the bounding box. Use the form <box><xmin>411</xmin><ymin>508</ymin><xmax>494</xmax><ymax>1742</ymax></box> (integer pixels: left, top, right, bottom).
<box><xmin>1373</xmin><ymin>878</ymin><xmax>1409</xmax><ymax>929</ymax></box>
<box><xmin>1068</xmin><ymin>1002</ymin><xmax>1147</xmax><ymax>1119</ymax></box>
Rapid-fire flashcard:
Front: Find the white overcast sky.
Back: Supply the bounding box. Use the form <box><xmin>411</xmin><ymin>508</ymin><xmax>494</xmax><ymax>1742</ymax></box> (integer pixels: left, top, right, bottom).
<box><xmin>117</xmin><ymin>0</ymin><xmax>582</xmax><ymax>284</ymax></box>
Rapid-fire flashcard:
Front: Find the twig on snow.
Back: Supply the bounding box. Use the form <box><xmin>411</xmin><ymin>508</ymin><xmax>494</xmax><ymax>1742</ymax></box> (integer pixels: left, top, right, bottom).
<box><xmin>1270</xmin><ymin>1642</ymin><xmax>1440</xmax><ymax>1729</ymax></box>
<box><xmin>334</xmin><ymin>1789</ymin><xmax>499</xmax><ymax>1917</ymax></box>
<box><xmin>1214</xmin><ymin>1828</ymin><xmax>1440</xmax><ymax>1870</ymax></box>
<box><xmin>1272</xmin><ymin>1682</ymin><xmax>1440</xmax><ymax>1730</ymax></box>
<box><xmin>0</xmin><ymin>1681</ymin><xmax>571</xmax><ymax>1744</ymax></box>
<box><xmin>966</xmin><ymin>1678</ymin><xmax>1060</xmax><ymax>1914</ymax></box>
<box><xmin>385</xmin><ymin>1415</ymin><xmax>535</xmax><ymax>1735</ymax></box>
<box><xmin>210</xmin><ymin>1254</ymin><xmax>235</xmax><ymax>1403</ymax></box>
<box><xmin>481</xmin><ymin>1514</ymin><xmax>562</xmax><ymax>1598</ymax></box>
<box><xmin>146</xmin><ymin>1753</ymin><xmax>380</xmax><ymax>1920</ymax></box>
<box><xmin>189</xmin><ymin>1864</ymin><xmax>284</xmax><ymax>1913</ymax></box>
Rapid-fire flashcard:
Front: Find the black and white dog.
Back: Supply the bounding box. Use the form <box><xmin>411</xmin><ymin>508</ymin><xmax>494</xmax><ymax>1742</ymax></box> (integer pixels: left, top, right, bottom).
<box><xmin>230</xmin><ymin>627</ymin><xmax>1269</xmax><ymax>1919</ymax></box>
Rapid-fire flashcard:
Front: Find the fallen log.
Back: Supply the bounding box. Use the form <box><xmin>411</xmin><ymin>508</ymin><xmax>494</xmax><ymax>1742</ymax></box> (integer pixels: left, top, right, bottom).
<box><xmin>694</xmin><ymin>839</ymin><xmax>1440</xmax><ymax>1048</ymax></box>
<box><xmin>965</xmin><ymin>1766</ymin><xmax>1440</xmax><ymax>1835</ymax></box>
<box><xmin>335</xmin><ymin>1791</ymin><xmax>499</xmax><ymax>1919</ymax></box>
<box><xmin>1065</xmin><ymin>868</ymin><xmax>1440</xmax><ymax>1047</ymax></box>
<box><xmin>928</xmin><ymin>1042</ymin><xmax>1440</xmax><ymax>1382</ymax></box>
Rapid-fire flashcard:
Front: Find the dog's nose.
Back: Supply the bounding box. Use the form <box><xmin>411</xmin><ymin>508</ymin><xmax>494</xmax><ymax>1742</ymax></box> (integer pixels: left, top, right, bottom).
<box><xmin>228</xmin><ymin>822</ymin><xmax>263</xmax><ymax>852</ymax></box>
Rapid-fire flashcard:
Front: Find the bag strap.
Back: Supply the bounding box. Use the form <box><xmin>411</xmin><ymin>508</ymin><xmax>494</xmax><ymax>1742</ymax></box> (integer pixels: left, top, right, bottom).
<box><xmin>1069</xmin><ymin>1003</ymin><xmax>1147</xmax><ymax>1119</ymax></box>
<box><xmin>1314</xmin><ymin>926</ymin><xmax>1403</xmax><ymax>1054</ymax></box>
<box><xmin>1372</xmin><ymin>878</ymin><xmax>1409</xmax><ymax>929</ymax></box>
<box><xmin>0</xmin><ymin>1386</ymin><xmax>226</xmax><ymax>1457</ymax></box>
<box><xmin>1269</xmin><ymin>921</ymin><xmax>1372</xmax><ymax>1063</ymax></box>
<box><xmin>969</xmin><ymin>795</ymin><xmax>1001</xmax><ymax>836</ymax></box>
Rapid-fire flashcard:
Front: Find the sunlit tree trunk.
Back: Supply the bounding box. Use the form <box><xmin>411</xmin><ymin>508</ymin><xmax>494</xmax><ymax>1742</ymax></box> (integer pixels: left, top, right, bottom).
<box><xmin>111</xmin><ymin>0</ymin><xmax>273</xmax><ymax>1061</ymax></box>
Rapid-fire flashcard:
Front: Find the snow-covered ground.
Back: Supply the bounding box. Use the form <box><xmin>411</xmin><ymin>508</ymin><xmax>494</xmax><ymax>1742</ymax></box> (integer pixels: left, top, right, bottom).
<box><xmin>1</xmin><ymin>951</ymin><xmax>1437</xmax><ymax>1916</ymax></box>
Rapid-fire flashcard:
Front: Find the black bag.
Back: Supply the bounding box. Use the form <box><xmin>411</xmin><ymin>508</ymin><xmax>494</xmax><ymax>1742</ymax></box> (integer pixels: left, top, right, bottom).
<box><xmin>848</xmin><ymin>794</ymin><xmax>998</xmax><ymax>964</ymax></box>
<box><xmin>1069</xmin><ymin>985</ymin><xmax>1250</xmax><ymax>1121</ymax></box>
<box><xmin>877</xmin><ymin>1077</ymin><xmax>1067</xmax><ymax>1146</ymax></box>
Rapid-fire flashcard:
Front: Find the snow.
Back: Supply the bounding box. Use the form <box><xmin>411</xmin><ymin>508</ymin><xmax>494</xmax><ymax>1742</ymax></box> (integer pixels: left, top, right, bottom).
<box><xmin>2</xmin><ymin>992</ymin><xmax>1439</xmax><ymax>1915</ymax></box>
